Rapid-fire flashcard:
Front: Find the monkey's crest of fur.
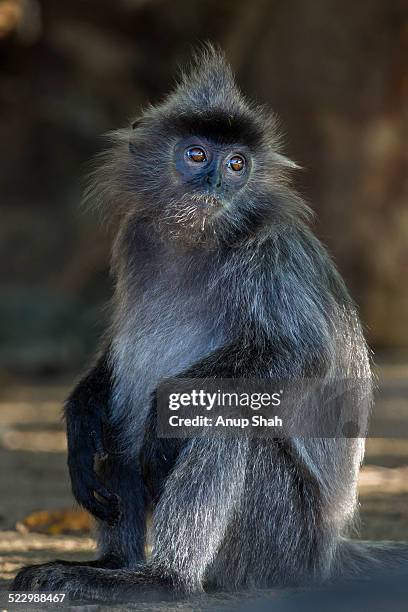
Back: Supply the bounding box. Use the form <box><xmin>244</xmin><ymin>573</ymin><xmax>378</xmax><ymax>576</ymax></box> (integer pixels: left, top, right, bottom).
<box><xmin>168</xmin><ymin>46</ymin><xmax>279</xmax><ymax>145</ymax></box>
<box><xmin>179</xmin><ymin>46</ymin><xmax>243</xmax><ymax>108</ymax></box>
<box><xmin>148</xmin><ymin>46</ymin><xmax>281</xmax><ymax>150</ymax></box>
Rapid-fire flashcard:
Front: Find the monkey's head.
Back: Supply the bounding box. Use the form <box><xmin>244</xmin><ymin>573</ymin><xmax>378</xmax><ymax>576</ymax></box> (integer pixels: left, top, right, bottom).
<box><xmin>91</xmin><ymin>47</ymin><xmax>310</xmax><ymax>248</ymax></box>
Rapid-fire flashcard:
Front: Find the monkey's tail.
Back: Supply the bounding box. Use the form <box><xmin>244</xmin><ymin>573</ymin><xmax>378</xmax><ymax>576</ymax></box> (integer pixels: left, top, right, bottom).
<box><xmin>334</xmin><ymin>538</ymin><xmax>408</xmax><ymax>580</ymax></box>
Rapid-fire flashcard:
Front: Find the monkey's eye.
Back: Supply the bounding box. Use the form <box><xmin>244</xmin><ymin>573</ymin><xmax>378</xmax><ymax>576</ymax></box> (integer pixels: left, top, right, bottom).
<box><xmin>185</xmin><ymin>146</ymin><xmax>207</xmax><ymax>163</ymax></box>
<box><xmin>227</xmin><ymin>155</ymin><xmax>245</xmax><ymax>172</ymax></box>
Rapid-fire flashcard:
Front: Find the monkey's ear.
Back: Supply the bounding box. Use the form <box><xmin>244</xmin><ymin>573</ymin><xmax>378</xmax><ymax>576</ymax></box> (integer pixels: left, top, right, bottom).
<box><xmin>272</xmin><ymin>153</ymin><xmax>301</xmax><ymax>170</ymax></box>
<box><xmin>129</xmin><ymin>118</ymin><xmax>141</xmax><ymax>153</ymax></box>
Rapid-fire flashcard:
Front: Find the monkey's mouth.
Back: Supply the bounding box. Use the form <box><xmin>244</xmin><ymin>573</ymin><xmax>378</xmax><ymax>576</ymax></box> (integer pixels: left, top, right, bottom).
<box><xmin>191</xmin><ymin>193</ymin><xmax>222</xmax><ymax>211</ymax></box>
<box><xmin>159</xmin><ymin>193</ymin><xmax>223</xmax><ymax>243</ymax></box>
<box><xmin>186</xmin><ymin>193</ymin><xmax>223</xmax><ymax>231</ymax></box>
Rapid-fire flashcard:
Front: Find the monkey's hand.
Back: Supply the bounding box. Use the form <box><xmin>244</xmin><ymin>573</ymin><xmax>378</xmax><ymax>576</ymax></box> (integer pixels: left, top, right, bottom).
<box><xmin>66</xmin><ymin>402</ymin><xmax>122</xmax><ymax>526</ymax></box>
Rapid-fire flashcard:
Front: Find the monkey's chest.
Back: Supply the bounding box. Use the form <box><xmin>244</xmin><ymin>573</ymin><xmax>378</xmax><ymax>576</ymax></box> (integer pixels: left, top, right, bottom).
<box><xmin>111</xmin><ymin>287</ymin><xmax>224</xmax><ymax>443</ymax></box>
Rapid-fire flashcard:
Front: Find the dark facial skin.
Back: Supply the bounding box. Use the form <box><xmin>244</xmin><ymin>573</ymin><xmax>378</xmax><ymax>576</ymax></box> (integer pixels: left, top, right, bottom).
<box><xmin>143</xmin><ymin>134</ymin><xmax>255</xmax><ymax>245</ymax></box>
<box><xmin>173</xmin><ymin>137</ymin><xmax>251</xmax><ymax>210</ymax></box>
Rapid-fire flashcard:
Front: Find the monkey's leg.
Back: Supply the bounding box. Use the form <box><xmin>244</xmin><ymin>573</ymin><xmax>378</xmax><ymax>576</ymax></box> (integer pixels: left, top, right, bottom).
<box><xmin>147</xmin><ymin>436</ymin><xmax>249</xmax><ymax>591</ymax></box>
<box><xmin>13</xmin><ymin>437</ymin><xmax>248</xmax><ymax>600</ymax></box>
<box><xmin>207</xmin><ymin>437</ymin><xmax>357</xmax><ymax>589</ymax></box>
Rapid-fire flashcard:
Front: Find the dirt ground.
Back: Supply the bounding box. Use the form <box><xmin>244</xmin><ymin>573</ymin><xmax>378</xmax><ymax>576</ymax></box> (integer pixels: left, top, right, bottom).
<box><xmin>0</xmin><ymin>361</ymin><xmax>407</xmax><ymax>608</ymax></box>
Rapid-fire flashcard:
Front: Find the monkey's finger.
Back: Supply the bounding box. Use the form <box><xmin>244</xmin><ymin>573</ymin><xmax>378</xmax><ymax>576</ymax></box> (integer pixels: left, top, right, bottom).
<box><xmin>88</xmin><ymin>494</ymin><xmax>122</xmax><ymax>526</ymax></box>
<box><xmin>90</xmin><ymin>429</ymin><xmax>108</xmax><ymax>461</ymax></box>
<box><xmin>94</xmin><ymin>483</ymin><xmax>121</xmax><ymax>505</ymax></box>
<box><xmin>71</xmin><ymin>473</ymin><xmax>107</xmax><ymax>506</ymax></box>
<box><xmin>77</xmin><ymin>491</ymin><xmax>120</xmax><ymax>524</ymax></box>
<box><xmin>70</xmin><ymin>464</ymin><xmax>122</xmax><ymax>524</ymax></box>
<box><xmin>73</xmin><ymin>479</ymin><xmax>122</xmax><ymax>525</ymax></box>
<box><xmin>84</xmin><ymin>501</ymin><xmax>120</xmax><ymax>525</ymax></box>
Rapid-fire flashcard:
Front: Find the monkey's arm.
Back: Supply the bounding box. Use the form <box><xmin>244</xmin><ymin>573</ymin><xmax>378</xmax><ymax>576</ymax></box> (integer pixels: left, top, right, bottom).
<box><xmin>140</xmin><ymin>338</ymin><xmax>273</xmax><ymax>501</ymax></box>
<box><xmin>64</xmin><ymin>350</ymin><xmax>121</xmax><ymax>525</ymax></box>
<box><xmin>140</xmin><ymin>393</ymin><xmax>184</xmax><ymax>503</ymax></box>
<box><xmin>141</xmin><ymin>330</ymin><xmax>366</xmax><ymax>508</ymax></box>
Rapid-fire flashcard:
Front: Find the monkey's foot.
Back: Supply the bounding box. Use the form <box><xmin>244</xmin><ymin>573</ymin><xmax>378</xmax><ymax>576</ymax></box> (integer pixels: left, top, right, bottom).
<box><xmin>13</xmin><ymin>563</ymin><xmax>91</xmax><ymax>600</ymax></box>
<box><xmin>12</xmin><ymin>562</ymin><xmax>177</xmax><ymax>602</ymax></box>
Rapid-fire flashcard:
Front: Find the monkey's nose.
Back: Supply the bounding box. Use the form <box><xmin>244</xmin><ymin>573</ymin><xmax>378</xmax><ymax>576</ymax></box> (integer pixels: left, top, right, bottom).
<box><xmin>206</xmin><ymin>171</ymin><xmax>222</xmax><ymax>190</ymax></box>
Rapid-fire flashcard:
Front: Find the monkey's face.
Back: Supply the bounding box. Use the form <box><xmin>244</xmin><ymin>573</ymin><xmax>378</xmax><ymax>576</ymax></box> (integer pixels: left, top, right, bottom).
<box><xmin>167</xmin><ymin>136</ymin><xmax>252</xmax><ymax>238</ymax></box>
<box><xmin>129</xmin><ymin>128</ymin><xmax>259</xmax><ymax>246</ymax></box>
<box><xmin>125</xmin><ymin>118</ymin><xmax>303</xmax><ymax>248</ymax></box>
<box><xmin>125</xmin><ymin>101</ymin><xmax>303</xmax><ymax>247</ymax></box>
<box><xmin>175</xmin><ymin>137</ymin><xmax>250</xmax><ymax>194</ymax></box>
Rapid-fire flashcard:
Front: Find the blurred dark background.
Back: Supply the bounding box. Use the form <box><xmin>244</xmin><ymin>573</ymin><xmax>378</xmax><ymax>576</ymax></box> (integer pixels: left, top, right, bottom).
<box><xmin>0</xmin><ymin>0</ymin><xmax>407</xmax><ymax>379</ymax></box>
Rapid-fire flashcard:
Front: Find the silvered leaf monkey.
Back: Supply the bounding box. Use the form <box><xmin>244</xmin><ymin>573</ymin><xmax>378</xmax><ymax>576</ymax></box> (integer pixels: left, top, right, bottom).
<box><xmin>13</xmin><ymin>47</ymin><xmax>408</xmax><ymax>602</ymax></box>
